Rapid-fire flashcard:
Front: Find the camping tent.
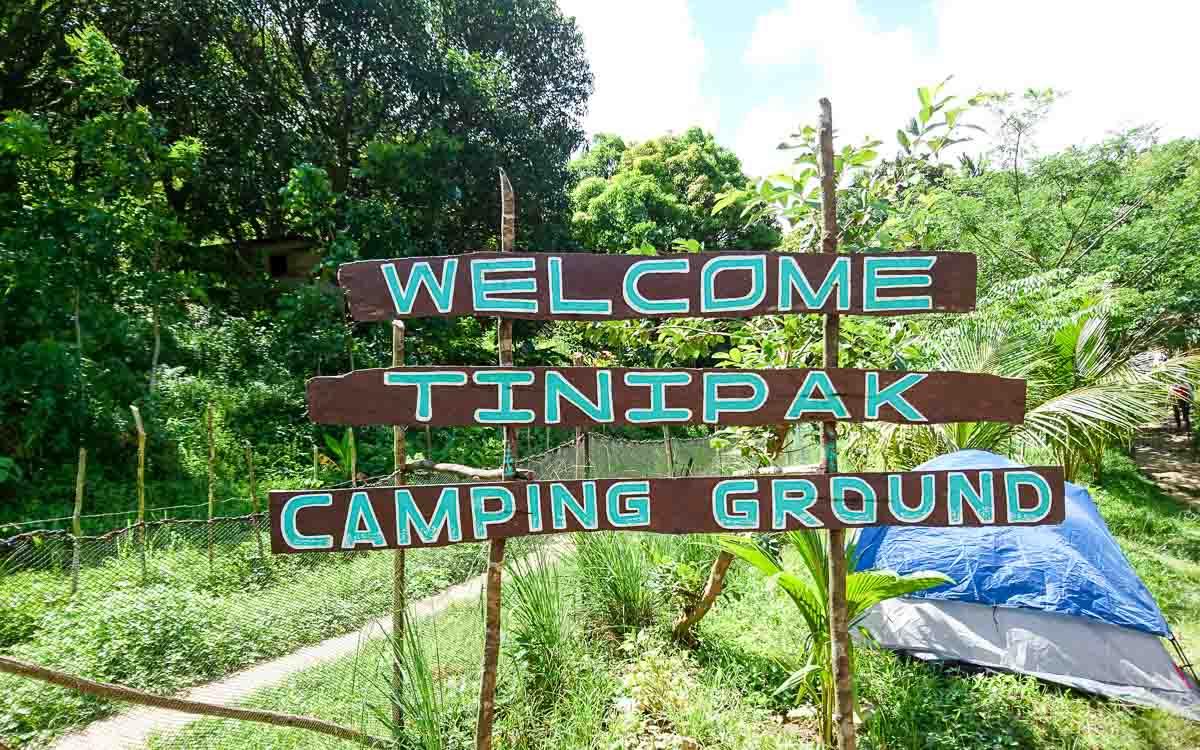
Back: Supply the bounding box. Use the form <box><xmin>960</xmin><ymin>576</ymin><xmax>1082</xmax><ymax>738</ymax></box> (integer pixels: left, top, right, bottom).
<box><xmin>855</xmin><ymin>449</ymin><xmax>1200</xmax><ymax>720</ymax></box>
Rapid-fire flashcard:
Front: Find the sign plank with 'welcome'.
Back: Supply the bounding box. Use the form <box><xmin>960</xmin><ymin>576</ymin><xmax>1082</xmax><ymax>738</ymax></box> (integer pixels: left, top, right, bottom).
<box><xmin>338</xmin><ymin>250</ymin><xmax>977</xmax><ymax>321</ymax></box>
<box><xmin>306</xmin><ymin>366</ymin><xmax>1027</xmax><ymax>427</ymax></box>
<box><xmin>269</xmin><ymin>467</ymin><xmax>1065</xmax><ymax>554</ymax></box>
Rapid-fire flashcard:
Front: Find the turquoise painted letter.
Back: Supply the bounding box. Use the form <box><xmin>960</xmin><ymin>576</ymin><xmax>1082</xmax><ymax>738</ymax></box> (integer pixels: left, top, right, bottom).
<box><xmin>281</xmin><ymin>493</ymin><xmax>334</xmax><ymax>550</ymax></box>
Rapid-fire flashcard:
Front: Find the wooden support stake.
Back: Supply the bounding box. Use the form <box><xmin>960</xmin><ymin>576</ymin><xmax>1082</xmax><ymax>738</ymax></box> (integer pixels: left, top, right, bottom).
<box><xmin>348</xmin><ymin>428</ymin><xmax>357</xmax><ymax>487</ymax></box>
<box><xmin>424</xmin><ymin>425</ymin><xmax>433</xmax><ymax>458</ymax></box>
<box><xmin>819</xmin><ymin>96</ymin><xmax>856</xmax><ymax>750</ymax></box>
<box><xmin>476</xmin><ymin>167</ymin><xmax>516</xmax><ymax>750</ymax></box>
<box><xmin>392</xmin><ymin>320</ymin><xmax>407</xmax><ymax>732</ymax></box>
<box><xmin>574</xmin><ymin>352</ymin><xmax>589</xmax><ymax>479</ymax></box>
<box><xmin>206</xmin><ymin>403</ymin><xmax>215</xmax><ymax>568</ymax></box>
<box><xmin>131</xmin><ymin>406</ymin><xmax>147</xmax><ymax>579</ymax></box>
<box><xmin>662</xmin><ymin>425</ymin><xmax>674</xmax><ymax>477</ymax></box>
<box><xmin>70</xmin><ymin>447</ymin><xmax>86</xmax><ymax>595</ymax></box>
<box><xmin>246</xmin><ymin>443</ymin><xmax>263</xmax><ymax>559</ymax></box>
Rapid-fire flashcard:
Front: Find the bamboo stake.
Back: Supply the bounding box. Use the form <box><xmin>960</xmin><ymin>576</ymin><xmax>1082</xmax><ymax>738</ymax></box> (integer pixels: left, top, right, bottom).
<box><xmin>70</xmin><ymin>447</ymin><xmax>86</xmax><ymax>595</ymax></box>
<box><xmin>476</xmin><ymin>168</ymin><xmax>516</xmax><ymax>750</ymax></box>
<box><xmin>246</xmin><ymin>443</ymin><xmax>263</xmax><ymax>558</ymax></box>
<box><xmin>131</xmin><ymin>406</ymin><xmax>147</xmax><ymax>580</ymax></box>
<box><xmin>574</xmin><ymin>352</ymin><xmax>589</xmax><ymax>479</ymax></box>
<box><xmin>0</xmin><ymin>656</ymin><xmax>388</xmax><ymax>748</ymax></box>
<box><xmin>392</xmin><ymin>320</ymin><xmax>407</xmax><ymax>732</ymax></box>
<box><xmin>819</xmin><ymin>97</ymin><xmax>856</xmax><ymax>750</ymax></box>
<box><xmin>662</xmin><ymin>425</ymin><xmax>674</xmax><ymax>477</ymax></box>
<box><xmin>206</xmin><ymin>403</ymin><xmax>215</xmax><ymax>568</ymax></box>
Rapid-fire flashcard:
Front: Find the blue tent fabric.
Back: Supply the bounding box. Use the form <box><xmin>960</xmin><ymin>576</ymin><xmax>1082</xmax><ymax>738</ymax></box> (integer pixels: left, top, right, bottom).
<box><xmin>854</xmin><ymin>449</ymin><xmax>1170</xmax><ymax>637</ymax></box>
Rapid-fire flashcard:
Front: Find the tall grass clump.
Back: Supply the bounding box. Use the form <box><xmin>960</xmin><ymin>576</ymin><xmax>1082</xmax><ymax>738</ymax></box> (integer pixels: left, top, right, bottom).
<box><xmin>506</xmin><ymin>550</ymin><xmax>572</xmax><ymax>699</ymax></box>
<box><xmin>372</xmin><ymin>616</ymin><xmax>473</xmax><ymax>750</ymax></box>
<box><xmin>573</xmin><ymin>532</ymin><xmax>654</xmax><ymax>636</ymax></box>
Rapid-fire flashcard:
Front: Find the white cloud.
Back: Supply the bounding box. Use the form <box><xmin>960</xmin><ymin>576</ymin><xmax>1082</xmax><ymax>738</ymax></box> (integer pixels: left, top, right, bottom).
<box><xmin>558</xmin><ymin>0</ymin><xmax>718</xmax><ymax>142</ymax></box>
<box><xmin>736</xmin><ymin>0</ymin><xmax>1200</xmax><ymax>177</ymax></box>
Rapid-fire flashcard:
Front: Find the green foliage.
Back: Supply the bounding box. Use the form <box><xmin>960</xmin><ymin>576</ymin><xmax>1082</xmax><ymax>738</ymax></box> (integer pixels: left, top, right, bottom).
<box><xmin>719</xmin><ymin>530</ymin><xmax>950</xmax><ymax>747</ymax></box>
<box><xmin>879</xmin><ymin>290</ymin><xmax>1200</xmax><ymax>480</ymax></box>
<box><xmin>570</xmin><ymin>128</ymin><xmax>781</xmax><ymax>251</ymax></box>
<box><xmin>506</xmin><ymin>550</ymin><xmax>573</xmax><ymax>701</ymax></box>
<box><xmin>573</xmin><ymin>532</ymin><xmax>656</xmax><ymax>636</ymax></box>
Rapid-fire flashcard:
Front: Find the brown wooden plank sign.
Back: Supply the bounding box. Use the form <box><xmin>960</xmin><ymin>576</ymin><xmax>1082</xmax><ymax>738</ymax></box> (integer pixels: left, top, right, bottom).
<box><xmin>338</xmin><ymin>250</ymin><xmax>977</xmax><ymax>321</ymax></box>
<box><xmin>270</xmin><ymin>467</ymin><xmax>1065</xmax><ymax>554</ymax></box>
<box><xmin>307</xmin><ymin>366</ymin><xmax>1027</xmax><ymax>427</ymax></box>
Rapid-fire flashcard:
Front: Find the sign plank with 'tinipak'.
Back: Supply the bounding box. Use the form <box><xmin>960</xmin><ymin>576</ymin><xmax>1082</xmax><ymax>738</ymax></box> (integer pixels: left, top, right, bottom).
<box><xmin>306</xmin><ymin>366</ymin><xmax>1027</xmax><ymax>428</ymax></box>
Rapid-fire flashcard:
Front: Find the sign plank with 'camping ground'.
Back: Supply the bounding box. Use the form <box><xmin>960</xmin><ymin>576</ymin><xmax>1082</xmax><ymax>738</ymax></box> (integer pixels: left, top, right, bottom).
<box><xmin>306</xmin><ymin>366</ymin><xmax>1027</xmax><ymax>427</ymax></box>
<box><xmin>269</xmin><ymin>467</ymin><xmax>1065</xmax><ymax>554</ymax></box>
<box><xmin>338</xmin><ymin>250</ymin><xmax>977</xmax><ymax>321</ymax></box>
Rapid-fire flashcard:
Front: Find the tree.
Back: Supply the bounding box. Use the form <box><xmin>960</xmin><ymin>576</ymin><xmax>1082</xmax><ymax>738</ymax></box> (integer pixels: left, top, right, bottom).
<box><xmin>569</xmin><ymin>128</ymin><xmax>781</xmax><ymax>251</ymax></box>
<box><xmin>0</xmin><ymin>27</ymin><xmax>200</xmax><ymax>473</ymax></box>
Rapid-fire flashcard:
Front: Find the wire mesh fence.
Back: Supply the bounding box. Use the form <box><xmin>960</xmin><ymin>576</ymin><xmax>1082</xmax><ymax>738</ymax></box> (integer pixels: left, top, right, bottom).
<box><xmin>0</xmin><ymin>432</ymin><xmax>818</xmax><ymax>749</ymax></box>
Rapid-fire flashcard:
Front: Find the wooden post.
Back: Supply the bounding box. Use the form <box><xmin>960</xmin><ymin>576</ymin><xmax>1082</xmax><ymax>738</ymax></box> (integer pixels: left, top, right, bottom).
<box><xmin>573</xmin><ymin>352</ymin><xmax>589</xmax><ymax>480</ymax></box>
<box><xmin>476</xmin><ymin>168</ymin><xmax>516</xmax><ymax>750</ymax></box>
<box><xmin>206</xmin><ymin>403</ymin><xmax>215</xmax><ymax>568</ymax></box>
<box><xmin>391</xmin><ymin>320</ymin><xmax>407</xmax><ymax>732</ymax></box>
<box><xmin>131</xmin><ymin>406</ymin><xmax>147</xmax><ymax>580</ymax></box>
<box><xmin>348</xmin><ymin>428</ymin><xmax>357</xmax><ymax>487</ymax></box>
<box><xmin>246</xmin><ymin>443</ymin><xmax>263</xmax><ymax>558</ymax></box>
<box><xmin>662</xmin><ymin>425</ymin><xmax>674</xmax><ymax>477</ymax></box>
<box><xmin>313</xmin><ymin>445</ymin><xmax>319</xmax><ymax>483</ymax></box>
<box><xmin>818</xmin><ymin>97</ymin><xmax>856</xmax><ymax>750</ymax></box>
<box><xmin>424</xmin><ymin>425</ymin><xmax>432</xmax><ymax>458</ymax></box>
<box><xmin>70</xmin><ymin>447</ymin><xmax>86</xmax><ymax>595</ymax></box>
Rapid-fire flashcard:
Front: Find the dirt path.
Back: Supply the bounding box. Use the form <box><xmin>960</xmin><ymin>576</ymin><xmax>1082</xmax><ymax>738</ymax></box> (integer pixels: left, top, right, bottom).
<box><xmin>1134</xmin><ymin>426</ymin><xmax>1200</xmax><ymax>508</ymax></box>
<box><xmin>51</xmin><ymin>544</ymin><xmax>564</xmax><ymax>750</ymax></box>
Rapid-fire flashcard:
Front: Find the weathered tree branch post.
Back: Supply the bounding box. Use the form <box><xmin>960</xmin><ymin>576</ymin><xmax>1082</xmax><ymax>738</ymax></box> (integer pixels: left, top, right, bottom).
<box><xmin>574</xmin><ymin>352</ymin><xmax>589</xmax><ymax>479</ymax></box>
<box><xmin>476</xmin><ymin>168</ymin><xmax>517</xmax><ymax>750</ymax></box>
<box><xmin>392</xmin><ymin>320</ymin><xmax>407</xmax><ymax>731</ymax></box>
<box><xmin>70</xmin><ymin>447</ymin><xmax>86</xmax><ymax>595</ymax></box>
<box><xmin>313</xmin><ymin>445</ymin><xmax>319</xmax><ymax>483</ymax></box>
<box><xmin>819</xmin><ymin>97</ymin><xmax>857</xmax><ymax>750</ymax></box>
<box><xmin>348</xmin><ymin>428</ymin><xmax>357</xmax><ymax>487</ymax></box>
<box><xmin>131</xmin><ymin>405</ymin><xmax>147</xmax><ymax>579</ymax></box>
<box><xmin>206</xmin><ymin>403</ymin><xmax>215</xmax><ymax>568</ymax></box>
<box><xmin>662</xmin><ymin>425</ymin><xmax>674</xmax><ymax>477</ymax></box>
<box><xmin>246</xmin><ymin>443</ymin><xmax>263</xmax><ymax>559</ymax></box>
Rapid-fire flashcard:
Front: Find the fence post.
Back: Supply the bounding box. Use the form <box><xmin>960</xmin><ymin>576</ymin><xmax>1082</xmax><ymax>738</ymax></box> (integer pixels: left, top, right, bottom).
<box><xmin>348</xmin><ymin>428</ymin><xmax>357</xmax><ymax>487</ymax></box>
<box><xmin>246</xmin><ymin>443</ymin><xmax>263</xmax><ymax>559</ymax></box>
<box><xmin>313</xmin><ymin>445</ymin><xmax>319</xmax><ymax>483</ymax></box>
<box><xmin>391</xmin><ymin>320</ymin><xmax>407</xmax><ymax>732</ymax></box>
<box><xmin>206</xmin><ymin>403</ymin><xmax>215</xmax><ymax>569</ymax></box>
<box><xmin>818</xmin><ymin>97</ymin><xmax>857</xmax><ymax>750</ymax></box>
<box><xmin>662</xmin><ymin>425</ymin><xmax>674</xmax><ymax>478</ymax></box>
<box><xmin>476</xmin><ymin>168</ymin><xmax>516</xmax><ymax>750</ymax></box>
<box><xmin>131</xmin><ymin>406</ymin><xmax>147</xmax><ymax>581</ymax></box>
<box><xmin>573</xmin><ymin>353</ymin><xmax>589</xmax><ymax>479</ymax></box>
<box><xmin>70</xmin><ymin>447</ymin><xmax>87</xmax><ymax>596</ymax></box>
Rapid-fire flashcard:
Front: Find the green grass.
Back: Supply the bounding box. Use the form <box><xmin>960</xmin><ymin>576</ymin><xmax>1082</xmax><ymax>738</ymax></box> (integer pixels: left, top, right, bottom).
<box><xmin>0</xmin><ymin>531</ymin><xmax>543</xmax><ymax>747</ymax></box>
<box><xmin>11</xmin><ymin>451</ymin><xmax>1200</xmax><ymax>749</ymax></box>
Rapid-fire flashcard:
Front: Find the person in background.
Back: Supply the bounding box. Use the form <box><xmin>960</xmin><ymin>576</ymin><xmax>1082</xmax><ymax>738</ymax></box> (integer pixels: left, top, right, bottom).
<box><xmin>1171</xmin><ymin>381</ymin><xmax>1193</xmax><ymax>433</ymax></box>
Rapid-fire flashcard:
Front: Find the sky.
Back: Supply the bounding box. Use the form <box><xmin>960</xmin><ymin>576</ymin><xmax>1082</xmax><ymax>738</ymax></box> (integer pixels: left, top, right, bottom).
<box><xmin>555</xmin><ymin>0</ymin><xmax>1200</xmax><ymax>178</ymax></box>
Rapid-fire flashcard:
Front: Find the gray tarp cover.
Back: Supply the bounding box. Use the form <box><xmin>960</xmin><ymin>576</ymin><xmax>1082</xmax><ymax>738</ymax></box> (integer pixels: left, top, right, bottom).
<box><xmin>860</xmin><ymin>598</ymin><xmax>1200</xmax><ymax>720</ymax></box>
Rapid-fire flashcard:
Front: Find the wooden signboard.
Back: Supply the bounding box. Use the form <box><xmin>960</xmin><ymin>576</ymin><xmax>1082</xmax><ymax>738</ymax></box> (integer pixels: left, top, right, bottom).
<box><xmin>269</xmin><ymin>467</ymin><xmax>1065</xmax><ymax>554</ymax></box>
<box><xmin>307</xmin><ymin>366</ymin><xmax>1027</xmax><ymax>427</ymax></box>
<box><xmin>338</xmin><ymin>250</ymin><xmax>977</xmax><ymax>321</ymax></box>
